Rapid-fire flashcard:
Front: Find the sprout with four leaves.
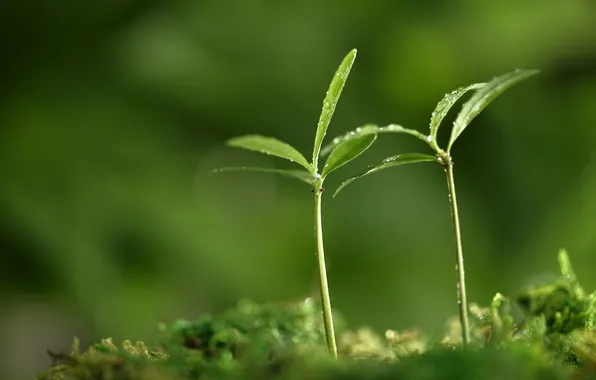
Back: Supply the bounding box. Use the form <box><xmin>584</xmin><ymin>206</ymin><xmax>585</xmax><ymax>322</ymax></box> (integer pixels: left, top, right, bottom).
<box><xmin>212</xmin><ymin>49</ymin><xmax>376</xmax><ymax>357</ymax></box>
<box><xmin>327</xmin><ymin>69</ymin><xmax>539</xmax><ymax>345</ymax></box>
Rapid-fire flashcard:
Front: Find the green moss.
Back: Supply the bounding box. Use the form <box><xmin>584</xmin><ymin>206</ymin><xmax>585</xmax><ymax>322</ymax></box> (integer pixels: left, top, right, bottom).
<box><xmin>37</xmin><ymin>251</ymin><xmax>596</xmax><ymax>379</ymax></box>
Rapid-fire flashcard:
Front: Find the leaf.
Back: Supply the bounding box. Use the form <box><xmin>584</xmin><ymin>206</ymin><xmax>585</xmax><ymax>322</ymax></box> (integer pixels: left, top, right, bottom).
<box><xmin>321</xmin><ymin>134</ymin><xmax>377</xmax><ymax>179</ymax></box>
<box><xmin>429</xmin><ymin>83</ymin><xmax>484</xmax><ymax>146</ymax></box>
<box><xmin>312</xmin><ymin>49</ymin><xmax>357</xmax><ymax>170</ymax></box>
<box><xmin>447</xmin><ymin>69</ymin><xmax>539</xmax><ymax>152</ymax></box>
<box><xmin>210</xmin><ymin>167</ymin><xmax>317</xmax><ymax>186</ymax></box>
<box><xmin>321</xmin><ymin>124</ymin><xmax>428</xmax><ymax>156</ymax></box>
<box><xmin>227</xmin><ymin>135</ymin><xmax>312</xmax><ymax>171</ymax></box>
<box><xmin>333</xmin><ymin>153</ymin><xmax>440</xmax><ymax>197</ymax></box>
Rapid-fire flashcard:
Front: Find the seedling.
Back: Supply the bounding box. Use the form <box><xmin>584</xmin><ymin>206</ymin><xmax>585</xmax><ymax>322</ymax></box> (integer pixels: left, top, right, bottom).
<box><xmin>211</xmin><ymin>49</ymin><xmax>377</xmax><ymax>357</ymax></box>
<box><xmin>326</xmin><ymin>69</ymin><xmax>539</xmax><ymax>346</ymax></box>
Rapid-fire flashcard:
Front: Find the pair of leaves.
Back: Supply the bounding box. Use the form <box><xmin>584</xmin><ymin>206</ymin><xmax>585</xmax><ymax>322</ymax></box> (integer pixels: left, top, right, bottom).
<box><xmin>429</xmin><ymin>69</ymin><xmax>539</xmax><ymax>153</ymax></box>
<box><xmin>217</xmin><ymin>133</ymin><xmax>377</xmax><ymax>185</ymax></box>
<box><xmin>428</xmin><ymin>83</ymin><xmax>485</xmax><ymax>151</ymax></box>
<box><xmin>333</xmin><ymin>69</ymin><xmax>539</xmax><ymax>195</ymax></box>
<box><xmin>447</xmin><ymin>69</ymin><xmax>539</xmax><ymax>152</ymax></box>
<box><xmin>212</xmin><ymin>49</ymin><xmax>377</xmax><ymax>186</ymax></box>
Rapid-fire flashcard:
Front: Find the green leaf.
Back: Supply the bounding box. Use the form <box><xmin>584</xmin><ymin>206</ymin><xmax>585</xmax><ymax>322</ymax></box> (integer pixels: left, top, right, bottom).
<box><xmin>333</xmin><ymin>153</ymin><xmax>439</xmax><ymax>197</ymax></box>
<box><xmin>321</xmin><ymin>124</ymin><xmax>428</xmax><ymax>156</ymax></box>
<box><xmin>447</xmin><ymin>69</ymin><xmax>539</xmax><ymax>152</ymax></box>
<box><xmin>210</xmin><ymin>167</ymin><xmax>316</xmax><ymax>186</ymax></box>
<box><xmin>227</xmin><ymin>135</ymin><xmax>312</xmax><ymax>171</ymax></box>
<box><xmin>312</xmin><ymin>49</ymin><xmax>357</xmax><ymax>170</ymax></box>
<box><xmin>321</xmin><ymin>134</ymin><xmax>377</xmax><ymax>179</ymax></box>
<box><xmin>429</xmin><ymin>83</ymin><xmax>484</xmax><ymax>148</ymax></box>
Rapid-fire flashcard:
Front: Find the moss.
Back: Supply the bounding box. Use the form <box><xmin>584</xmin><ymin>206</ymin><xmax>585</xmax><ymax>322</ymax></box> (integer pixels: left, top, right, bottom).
<box><xmin>37</xmin><ymin>251</ymin><xmax>596</xmax><ymax>379</ymax></box>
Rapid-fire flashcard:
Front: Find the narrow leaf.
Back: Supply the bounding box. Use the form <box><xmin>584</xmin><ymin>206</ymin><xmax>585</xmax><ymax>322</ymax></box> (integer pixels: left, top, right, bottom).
<box><xmin>312</xmin><ymin>49</ymin><xmax>357</xmax><ymax>170</ymax></box>
<box><xmin>333</xmin><ymin>153</ymin><xmax>440</xmax><ymax>197</ymax></box>
<box><xmin>321</xmin><ymin>134</ymin><xmax>377</xmax><ymax>179</ymax></box>
<box><xmin>210</xmin><ymin>167</ymin><xmax>317</xmax><ymax>186</ymax></box>
<box><xmin>321</xmin><ymin>124</ymin><xmax>428</xmax><ymax>156</ymax></box>
<box><xmin>429</xmin><ymin>83</ymin><xmax>484</xmax><ymax>145</ymax></box>
<box><xmin>227</xmin><ymin>135</ymin><xmax>312</xmax><ymax>171</ymax></box>
<box><xmin>447</xmin><ymin>69</ymin><xmax>539</xmax><ymax>152</ymax></box>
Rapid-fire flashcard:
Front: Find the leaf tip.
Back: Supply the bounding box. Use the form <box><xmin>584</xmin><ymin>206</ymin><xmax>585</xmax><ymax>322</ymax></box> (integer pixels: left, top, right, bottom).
<box><xmin>342</xmin><ymin>49</ymin><xmax>358</xmax><ymax>70</ymax></box>
<box><xmin>332</xmin><ymin>186</ymin><xmax>343</xmax><ymax>198</ymax></box>
<box><xmin>225</xmin><ymin>136</ymin><xmax>242</xmax><ymax>147</ymax></box>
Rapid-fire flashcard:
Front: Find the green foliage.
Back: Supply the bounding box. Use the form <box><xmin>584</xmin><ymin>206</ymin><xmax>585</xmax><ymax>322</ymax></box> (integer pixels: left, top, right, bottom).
<box><xmin>161</xmin><ymin>299</ymin><xmax>329</xmax><ymax>363</ymax></box>
<box><xmin>330</xmin><ymin>68</ymin><xmax>538</xmax><ymax>346</ymax></box>
<box><xmin>447</xmin><ymin>69</ymin><xmax>539</xmax><ymax>152</ymax></box>
<box><xmin>211</xmin><ymin>49</ymin><xmax>378</xmax><ymax>358</ymax></box>
<box><xmin>215</xmin><ymin>49</ymin><xmax>368</xmax><ymax>182</ymax></box>
<box><xmin>516</xmin><ymin>250</ymin><xmax>596</xmax><ymax>335</ymax></box>
<box><xmin>3</xmin><ymin>9</ymin><xmax>596</xmax><ymax>380</ymax></box>
<box><xmin>321</xmin><ymin>134</ymin><xmax>377</xmax><ymax>178</ymax></box>
<box><xmin>37</xmin><ymin>251</ymin><xmax>596</xmax><ymax>379</ymax></box>
<box><xmin>331</xmin><ymin>68</ymin><xmax>539</xmax><ymax>195</ymax></box>
<box><xmin>320</xmin><ymin>124</ymin><xmax>427</xmax><ymax>156</ymax></box>
<box><xmin>226</xmin><ymin>135</ymin><xmax>312</xmax><ymax>171</ymax></box>
<box><xmin>312</xmin><ymin>49</ymin><xmax>358</xmax><ymax>170</ymax></box>
<box><xmin>428</xmin><ymin>83</ymin><xmax>484</xmax><ymax>151</ymax></box>
<box><xmin>210</xmin><ymin>167</ymin><xmax>317</xmax><ymax>186</ymax></box>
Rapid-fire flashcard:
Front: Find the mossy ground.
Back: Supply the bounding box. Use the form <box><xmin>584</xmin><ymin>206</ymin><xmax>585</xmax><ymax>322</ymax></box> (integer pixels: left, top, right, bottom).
<box><xmin>38</xmin><ymin>251</ymin><xmax>596</xmax><ymax>379</ymax></box>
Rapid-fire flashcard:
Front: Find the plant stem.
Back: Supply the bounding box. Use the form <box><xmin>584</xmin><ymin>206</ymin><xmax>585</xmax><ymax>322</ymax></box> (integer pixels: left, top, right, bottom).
<box><xmin>314</xmin><ymin>182</ymin><xmax>338</xmax><ymax>358</ymax></box>
<box><xmin>443</xmin><ymin>158</ymin><xmax>470</xmax><ymax>346</ymax></box>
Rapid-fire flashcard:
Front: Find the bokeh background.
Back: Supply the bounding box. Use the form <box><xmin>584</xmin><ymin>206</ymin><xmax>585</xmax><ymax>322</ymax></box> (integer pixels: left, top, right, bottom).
<box><xmin>1</xmin><ymin>0</ymin><xmax>596</xmax><ymax>378</ymax></box>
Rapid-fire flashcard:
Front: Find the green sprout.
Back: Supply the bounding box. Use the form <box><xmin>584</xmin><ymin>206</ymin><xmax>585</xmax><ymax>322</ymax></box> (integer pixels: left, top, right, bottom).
<box><xmin>327</xmin><ymin>69</ymin><xmax>539</xmax><ymax>346</ymax></box>
<box><xmin>212</xmin><ymin>49</ymin><xmax>376</xmax><ymax>358</ymax></box>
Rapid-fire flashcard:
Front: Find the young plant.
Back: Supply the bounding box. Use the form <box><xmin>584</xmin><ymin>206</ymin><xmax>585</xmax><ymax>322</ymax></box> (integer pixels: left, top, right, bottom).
<box><xmin>211</xmin><ymin>49</ymin><xmax>376</xmax><ymax>358</ymax></box>
<box><xmin>326</xmin><ymin>69</ymin><xmax>539</xmax><ymax>346</ymax></box>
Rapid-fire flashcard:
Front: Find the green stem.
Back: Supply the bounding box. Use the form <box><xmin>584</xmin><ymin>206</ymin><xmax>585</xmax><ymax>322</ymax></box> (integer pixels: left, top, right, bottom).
<box><xmin>443</xmin><ymin>158</ymin><xmax>470</xmax><ymax>346</ymax></box>
<box><xmin>314</xmin><ymin>182</ymin><xmax>338</xmax><ymax>358</ymax></box>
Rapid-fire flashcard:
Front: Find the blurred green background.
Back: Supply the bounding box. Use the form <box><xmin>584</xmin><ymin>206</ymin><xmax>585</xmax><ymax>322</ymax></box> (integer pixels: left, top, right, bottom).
<box><xmin>1</xmin><ymin>0</ymin><xmax>596</xmax><ymax>378</ymax></box>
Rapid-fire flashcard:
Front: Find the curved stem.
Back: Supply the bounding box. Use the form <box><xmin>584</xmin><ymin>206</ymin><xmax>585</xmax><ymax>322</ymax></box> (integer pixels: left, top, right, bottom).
<box><xmin>443</xmin><ymin>159</ymin><xmax>470</xmax><ymax>346</ymax></box>
<box><xmin>314</xmin><ymin>182</ymin><xmax>338</xmax><ymax>357</ymax></box>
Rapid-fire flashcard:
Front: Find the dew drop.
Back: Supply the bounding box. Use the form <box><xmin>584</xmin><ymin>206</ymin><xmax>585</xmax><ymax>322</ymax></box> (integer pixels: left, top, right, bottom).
<box><xmin>426</xmin><ymin>135</ymin><xmax>433</xmax><ymax>142</ymax></box>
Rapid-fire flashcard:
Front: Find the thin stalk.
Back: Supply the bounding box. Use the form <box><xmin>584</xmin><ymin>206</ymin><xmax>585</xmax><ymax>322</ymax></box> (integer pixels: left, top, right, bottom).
<box><xmin>443</xmin><ymin>158</ymin><xmax>470</xmax><ymax>346</ymax></box>
<box><xmin>314</xmin><ymin>183</ymin><xmax>338</xmax><ymax>358</ymax></box>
